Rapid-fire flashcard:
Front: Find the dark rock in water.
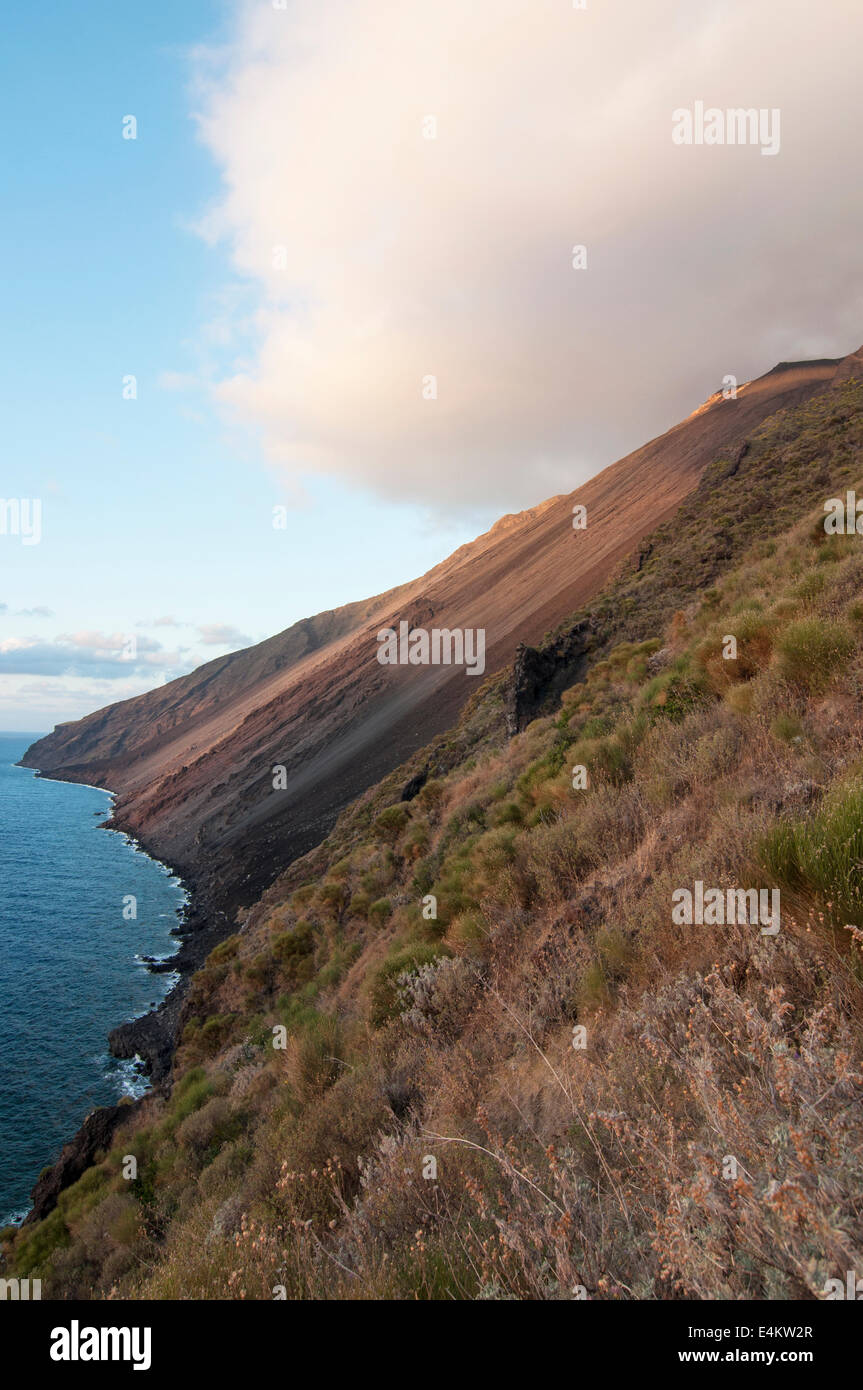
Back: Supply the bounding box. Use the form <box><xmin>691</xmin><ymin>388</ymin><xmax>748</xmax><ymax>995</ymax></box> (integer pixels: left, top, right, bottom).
<box><xmin>109</xmin><ymin>983</ymin><xmax>188</xmax><ymax>1084</ymax></box>
<box><xmin>139</xmin><ymin>954</ymin><xmax>176</xmax><ymax>974</ymax></box>
<box><xmin>25</xmin><ymin>1102</ymin><xmax>136</xmax><ymax>1224</ymax></box>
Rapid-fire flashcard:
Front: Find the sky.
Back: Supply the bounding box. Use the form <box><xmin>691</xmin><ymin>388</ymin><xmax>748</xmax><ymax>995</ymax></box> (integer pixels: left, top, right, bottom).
<box><xmin>3</xmin><ymin>0</ymin><xmax>863</xmax><ymax>731</ymax></box>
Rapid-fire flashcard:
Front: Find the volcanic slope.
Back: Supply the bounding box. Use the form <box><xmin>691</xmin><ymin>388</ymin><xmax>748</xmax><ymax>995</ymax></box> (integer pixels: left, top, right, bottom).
<box><xmin>22</xmin><ymin>354</ymin><xmax>851</xmax><ymax>917</ymax></box>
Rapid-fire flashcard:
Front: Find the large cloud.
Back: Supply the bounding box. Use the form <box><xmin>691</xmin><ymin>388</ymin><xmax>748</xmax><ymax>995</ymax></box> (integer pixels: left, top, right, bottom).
<box><xmin>192</xmin><ymin>0</ymin><xmax>863</xmax><ymax>513</ymax></box>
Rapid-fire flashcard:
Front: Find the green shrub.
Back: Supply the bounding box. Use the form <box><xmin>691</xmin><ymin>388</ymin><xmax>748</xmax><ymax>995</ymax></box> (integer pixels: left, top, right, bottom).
<box><xmin>243</xmin><ymin>953</ymin><xmax>273</xmax><ymax>988</ymax></box>
<box><xmin>373</xmin><ymin>805</ymin><xmax>411</xmax><ymax>845</ymax></box>
<box><xmin>170</xmin><ymin>1069</ymin><xmax>214</xmax><ymax>1122</ymax></box>
<box><xmin>282</xmin><ymin>1013</ymin><xmax>345</xmax><ymax>1104</ymax></box>
<box><xmin>183</xmin><ymin>1015</ymin><xmax>238</xmax><ymax>1059</ymax></box>
<box><xmin>758</xmin><ymin>779</ymin><xmax>863</xmax><ymax>924</ymax></box>
<box><xmin>771</xmin><ymin>713</ymin><xmax>803</xmax><ymax>743</ymax></box>
<box><xmin>411</xmin><ymin>858</ymin><xmax>437</xmax><ymax>895</ymax></box>
<box><xmin>207</xmin><ymin>935</ymin><xmax>241</xmax><ymax>966</ymax></box>
<box><xmin>10</xmin><ymin>1206</ymin><xmax>69</xmax><ymax>1274</ymax></box>
<box><xmin>643</xmin><ymin>669</ymin><xmax>712</xmax><ymax>722</ymax></box>
<box><xmin>176</xmin><ymin>1096</ymin><xmax>243</xmax><ymax>1164</ymax></box>
<box><xmin>793</xmin><ymin>570</ymin><xmax>827</xmax><ymax>599</ymax></box>
<box><xmin>318</xmin><ymin>879</ymin><xmax>348</xmax><ymax>917</ymax></box>
<box><xmin>475</xmin><ymin>826</ymin><xmax>518</xmax><ymax>875</ymax></box>
<box><xmin>369</xmin><ymin>944</ymin><xmax>448</xmax><ymax>1026</ymax></box>
<box><xmin>774</xmin><ymin>619</ymin><xmax>854</xmax><ymax>692</ymax></box>
<box><xmin>272</xmin><ymin>920</ymin><xmax>315</xmax><ymax>964</ymax></box>
<box><xmin>416</xmin><ymin>779</ymin><xmax>445</xmax><ymax>813</ymax></box>
<box><xmin>403</xmin><ymin>821</ymin><xmax>431</xmax><ymax>860</ymax></box>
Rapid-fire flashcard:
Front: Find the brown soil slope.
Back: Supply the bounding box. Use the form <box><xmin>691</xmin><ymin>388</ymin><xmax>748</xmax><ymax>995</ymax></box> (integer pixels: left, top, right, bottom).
<box><xmin>21</xmin><ymin>355</ymin><xmax>848</xmax><ymax>915</ymax></box>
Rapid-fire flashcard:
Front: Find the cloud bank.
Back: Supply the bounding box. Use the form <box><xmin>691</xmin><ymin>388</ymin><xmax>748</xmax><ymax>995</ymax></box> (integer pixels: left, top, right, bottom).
<box><xmin>0</xmin><ymin>632</ymin><xmax>187</xmax><ymax>680</ymax></box>
<box><xmin>191</xmin><ymin>0</ymin><xmax>863</xmax><ymax>513</ymax></box>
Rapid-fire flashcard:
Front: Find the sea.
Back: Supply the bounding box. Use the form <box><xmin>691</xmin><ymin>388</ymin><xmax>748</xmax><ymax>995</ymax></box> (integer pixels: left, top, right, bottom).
<box><xmin>0</xmin><ymin>732</ymin><xmax>185</xmax><ymax>1226</ymax></box>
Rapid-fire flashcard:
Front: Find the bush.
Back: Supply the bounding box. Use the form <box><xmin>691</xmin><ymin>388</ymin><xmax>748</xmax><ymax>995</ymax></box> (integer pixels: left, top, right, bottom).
<box><xmin>318</xmin><ymin>879</ymin><xmax>348</xmax><ymax>918</ymax></box>
<box><xmin>207</xmin><ymin>935</ymin><xmax>241</xmax><ymax>966</ymax></box>
<box><xmin>368</xmin><ymin>898</ymin><xmax>392</xmax><ymax>926</ymax></box>
<box><xmin>444</xmin><ymin>911</ymin><xmax>487</xmax><ymax>956</ymax></box>
<box><xmin>403</xmin><ymin>821</ymin><xmax>431</xmax><ymax>861</ymax></box>
<box><xmin>771</xmin><ymin>713</ymin><xmax>803</xmax><ymax>743</ymax></box>
<box><xmin>774</xmin><ymin>619</ymin><xmax>854</xmax><ymax>692</ymax></box>
<box><xmin>643</xmin><ymin>668</ymin><xmax>712</xmax><ymax>722</ymax></box>
<box><xmin>417</xmin><ymin>779</ymin><xmax>445</xmax><ymax>813</ymax></box>
<box><xmin>282</xmin><ymin>1014</ymin><xmax>345</xmax><ymax>1105</ymax></box>
<box><xmin>518</xmin><ymin>817</ymin><xmax>584</xmax><ymax>901</ymax></box>
<box><xmin>11</xmin><ymin>1206</ymin><xmax>70</xmax><ymax>1275</ymax></box>
<box><xmin>369</xmin><ymin>944</ymin><xmax>448</xmax><ymax>1026</ymax></box>
<box><xmin>411</xmin><ymin>858</ymin><xmax>437</xmax><ymax>895</ymax></box>
<box><xmin>348</xmin><ymin>892</ymin><xmax>372</xmax><ymax>919</ymax></box>
<box><xmin>182</xmin><ymin>1014</ymin><xmax>238</xmax><ymax>1059</ymax></box>
<box><xmin>272</xmin><ymin>920</ymin><xmax>315</xmax><ymax>964</ymax></box>
<box><xmin>758</xmin><ymin>779</ymin><xmax>863</xmax><ymax>924</ymax></box>
<box><xmin>373</xmin><ymin>805</ymin><xmax>411</xmax><ymax>845</ymax></box>
<box><xmin>169</xmin><ymin>1069</ymin><xmax>214</xmax><ymax>1122</ymax></box>
<box><xmin>176</xmin><ymin>1096</ymin><xmax>243</xmax><ymax>1163</ymax></box>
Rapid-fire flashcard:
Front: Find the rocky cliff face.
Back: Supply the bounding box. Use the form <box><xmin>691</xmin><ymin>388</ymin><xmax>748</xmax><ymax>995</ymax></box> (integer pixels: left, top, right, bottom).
<box><xmin>22</xmin><ymin>354</ymin><xmax>848</xmax><ymax>937</ymax></box>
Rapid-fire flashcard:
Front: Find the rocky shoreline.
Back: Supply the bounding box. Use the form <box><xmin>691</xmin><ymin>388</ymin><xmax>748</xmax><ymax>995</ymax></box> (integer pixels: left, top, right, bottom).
<box><xmin>106</xmin><ymin>875</ymin><xmax>228</xmax><ymax>1083</ymax></box>
<box><xmin>18</xmin><ymin>780</ymin><xmax>232</xmax><ymax>1223</ymax></box>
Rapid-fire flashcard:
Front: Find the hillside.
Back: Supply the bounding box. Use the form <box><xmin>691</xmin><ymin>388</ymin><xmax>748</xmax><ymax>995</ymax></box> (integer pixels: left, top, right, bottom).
<box><xmin>21</xmin><ymin>355</ymin><xmax>846</xmax><ymax>939</ymax></box>
<box><xmin>6</xmin><ymin>356</ymin><xmax>863</xmax><ymax>1299</ymax></box>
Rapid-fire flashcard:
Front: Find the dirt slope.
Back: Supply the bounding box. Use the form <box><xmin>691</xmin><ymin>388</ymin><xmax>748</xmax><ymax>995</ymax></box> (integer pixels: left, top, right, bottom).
<box><xmin>21</xmin><ymin>353</ymin><xmax>850</xmax><ymax>915</ymax></box>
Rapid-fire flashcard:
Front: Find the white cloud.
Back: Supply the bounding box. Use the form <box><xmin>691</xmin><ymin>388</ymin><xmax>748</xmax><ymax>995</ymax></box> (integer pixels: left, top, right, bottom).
<box><xmin>0</xmin><ymin>604</ymin><xmax>53</xmax><ymax>617</ymax></box>
<box><xmin>191</xmin><ymin>0</ymin><xmax>863</xmax><ymax>513</ymax></box>
<box><xmin>0</xmin><ymin>676</ymin><xmax>175</xmax><ymax>731</ymax></box>
<box><xmin>0</xmin><ymin>633</ymin><xmax>189</xmax><ymax>678</ymax></box>
<box><xmin>196</xmin><ymin>623</ymin><xmax>252</xmax><ymax>647</ymax></box>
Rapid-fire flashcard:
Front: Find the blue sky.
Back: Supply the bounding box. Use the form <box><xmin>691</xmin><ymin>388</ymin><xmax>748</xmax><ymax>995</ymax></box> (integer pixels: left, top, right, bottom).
<box><xmin>4</xmin><ymin>0</ymin><xmax>863</xmax><ymax>732</ymax></box>
<box><xmin>0</xmin><ymin>0</ymin><xmax>478</xmax><ymax>731</ymax></box>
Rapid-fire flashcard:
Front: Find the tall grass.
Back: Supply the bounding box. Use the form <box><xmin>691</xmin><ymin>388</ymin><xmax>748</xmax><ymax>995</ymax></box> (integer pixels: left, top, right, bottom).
<box><xmin>759</xmin><ymin>778</ymin><xmax>863</xmax><ymax>924</ymax></box>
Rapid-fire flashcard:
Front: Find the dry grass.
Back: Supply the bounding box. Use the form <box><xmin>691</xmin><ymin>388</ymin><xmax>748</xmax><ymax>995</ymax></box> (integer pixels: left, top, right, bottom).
<box><xmin>7</xmin><ymin>437</ymin><xmax>863</xmax><ymax>1302</ymax></box>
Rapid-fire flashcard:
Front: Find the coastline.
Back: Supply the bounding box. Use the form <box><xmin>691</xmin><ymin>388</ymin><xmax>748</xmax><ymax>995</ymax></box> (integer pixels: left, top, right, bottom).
<box><xmin>14</xmin><ymin>761</ymin><xmax>219</xmax><ymax>1224</ymax></box>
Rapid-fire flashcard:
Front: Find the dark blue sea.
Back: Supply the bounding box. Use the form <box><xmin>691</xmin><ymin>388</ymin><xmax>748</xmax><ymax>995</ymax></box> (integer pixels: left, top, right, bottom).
<box><xmin>0</xmin><ymin>733</ymin><xmax>185</xmax><ymax>1226</ymax></box>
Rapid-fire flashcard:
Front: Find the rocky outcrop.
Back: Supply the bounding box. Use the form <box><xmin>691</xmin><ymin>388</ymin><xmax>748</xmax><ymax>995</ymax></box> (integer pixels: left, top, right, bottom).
<box><xmin>109</xmin><ymin>988</ymin><xmax>185</xmax><ymax>1085</ymax></box>
<box><xmin>505</xmin><ymin>621</ymin><xmax>595</xmax><ymax>735</ymax></box>
<box><xmin>400</xmin><ymin>768</ymin><xmax>429</xmax><ymax>801</ymax></box>
<box><xmin>24</xmin><ymin>1102</ymin><xmax>138</xmax><ymax>1225</ymax></box>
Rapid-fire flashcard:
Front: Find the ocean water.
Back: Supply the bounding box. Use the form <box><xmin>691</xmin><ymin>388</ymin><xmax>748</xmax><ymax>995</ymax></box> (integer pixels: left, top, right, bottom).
<box><xmin>0</xmin><ymin>733</ymin><xmax>185</xmax><ymax>1226</ymax></box>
